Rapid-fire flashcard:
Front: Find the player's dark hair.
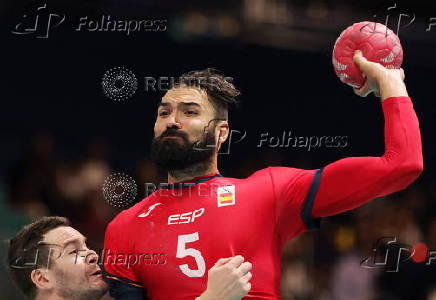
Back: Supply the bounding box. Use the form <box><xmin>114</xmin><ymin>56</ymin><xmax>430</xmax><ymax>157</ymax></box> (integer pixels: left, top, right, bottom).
<box><xmin>8</xmin><ymin>216</ymin><xmax>71</xmax><ymax>299</ymax></box>
<box><xmin>174</xmin><ymin>68</ymin><xmax>241</xmax><ymax>120</ymax></box>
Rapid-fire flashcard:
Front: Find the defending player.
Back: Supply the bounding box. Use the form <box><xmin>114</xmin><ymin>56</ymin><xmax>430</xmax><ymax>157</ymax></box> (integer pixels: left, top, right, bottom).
<box><xmin>8</xmin><ymin>216</ymin><xmax>252</xmax><ymax>300</ymax></box>
<box><xmin>104</xmin><ymin>50</ymin><xmax>423</xmax><ymax>299</ymax></box>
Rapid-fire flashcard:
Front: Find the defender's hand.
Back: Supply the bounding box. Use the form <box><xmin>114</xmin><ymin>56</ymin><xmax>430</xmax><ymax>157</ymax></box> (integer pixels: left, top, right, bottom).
<box><xmin>198</xmin><ymin>255</ymin><xmax>252</xmax><ymax>300</ymax></box>
<box><xmin>353</xmin><ymin>50</ymin><xmax>408</xmax><ymax>101</ymax></box>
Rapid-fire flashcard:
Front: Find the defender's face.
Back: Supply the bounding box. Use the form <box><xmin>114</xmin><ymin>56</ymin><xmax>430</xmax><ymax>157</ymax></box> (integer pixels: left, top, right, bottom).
<box><xmin>42</xmin><ymin>226</ymin><xmax>107</xmax><ymax>298</ymax></box>
<box><xmin>154</xmin><ymin>86</ymin><xmax>218</xmax><ymax>146</ymax></box>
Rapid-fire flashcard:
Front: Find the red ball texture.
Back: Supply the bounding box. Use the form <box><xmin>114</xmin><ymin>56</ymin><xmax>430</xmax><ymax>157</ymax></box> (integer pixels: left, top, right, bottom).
<box><xmin>332</xmin><ymin>21</ymin><xmax>403</xmax><ymax>89</ymax></box>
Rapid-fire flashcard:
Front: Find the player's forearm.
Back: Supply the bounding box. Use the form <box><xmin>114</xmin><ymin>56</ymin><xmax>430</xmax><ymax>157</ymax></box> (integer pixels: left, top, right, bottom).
<box><xmin>311</xmin><ymin>96</ymin><xmax>423</xmax><ymax>217</ymax></box>
<box><xmin>379</xmin><ymin>76</ymin><xmax>409</xmax><ymax>102</ymax></box>
<box><xmin>380</xmin><ymin>96</ymin><xmax>423</xmax><ymax>177</ymax></box>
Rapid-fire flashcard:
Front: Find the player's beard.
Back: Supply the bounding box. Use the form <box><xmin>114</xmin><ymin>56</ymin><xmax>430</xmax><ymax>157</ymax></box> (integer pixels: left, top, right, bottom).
<box><xmin>54</xmin><ymin>269</ymin><xmax>107</xmax><ymax>300</ymax></box>
<box><xmin>151</xmin><ymin>126</ymin><xmax>216</xmax><ymax>171</ymax></box>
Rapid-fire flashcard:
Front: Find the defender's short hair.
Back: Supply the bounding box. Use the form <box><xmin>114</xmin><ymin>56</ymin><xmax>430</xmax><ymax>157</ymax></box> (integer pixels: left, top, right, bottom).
<box><xmin>8</xmin><ymin>216</ymin><xmax>71</xmax><ymax>299</ymax></box>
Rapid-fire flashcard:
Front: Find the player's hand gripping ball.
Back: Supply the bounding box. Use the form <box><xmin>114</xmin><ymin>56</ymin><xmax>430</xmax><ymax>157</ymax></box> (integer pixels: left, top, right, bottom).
<box><xmin>332</xmin><ymin>21</ymin><xmax>403</xmax><ymax>89</ymax></box>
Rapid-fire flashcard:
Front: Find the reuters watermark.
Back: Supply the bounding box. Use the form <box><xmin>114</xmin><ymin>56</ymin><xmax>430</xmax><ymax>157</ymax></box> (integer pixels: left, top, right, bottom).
<box><xmin>102</xmin><ymin>67</ymin><xmax>138</xmax><ymax>101</ymax></box>
<box><xmin>102</xmin><ymin>172</ymin><xmax>137</xmax><ymax>208</ymax></box>
<box><xmin>100</xmin><ymin>67</ymin><xmax>234</xmax><ymax>101</ymax></box>
<box><xmin>101</xmin><ymin>171</ymin><xmax>237</xmax><ymax>209</ymax></box>
<box><xmin>144</xmin><ymin>182</ymin><xmax>226</xmax><ymax>198</ymax></box>
<box><xmin>144</xmin><ymin>76</ymin><xmax>234</xmax><ymax>92</ymax></box>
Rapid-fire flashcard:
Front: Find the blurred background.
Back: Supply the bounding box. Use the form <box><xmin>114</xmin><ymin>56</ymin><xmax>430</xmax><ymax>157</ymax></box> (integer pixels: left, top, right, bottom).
<box><xmin>1</xmin><ymin>0</ymin><xmax>436</xmax><ymax>299</ymax></box>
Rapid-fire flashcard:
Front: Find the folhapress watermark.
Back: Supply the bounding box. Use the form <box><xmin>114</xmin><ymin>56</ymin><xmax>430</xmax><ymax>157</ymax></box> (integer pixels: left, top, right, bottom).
<box><xmin>257</xmin><ymin>131</ymin><xmax>348</xmax><ymax>151</ymax></box>
<box><xmin>12</xmin><ymin>2</ymin><xmax>167</xmax><ymax>38</ymax></box>
<box><xmin>10</xmin><ymin>243</ymin><xmax>167</xmax><ymax>271</ymax></box>
<box><xmin>371</xmin><ymin>2</ymin><xmax>436</xmax><ymax>36</ymax></box>
<box><xmin>361</xmin><ymin>237</ymin><xmax>435</xmax><ymax>272</ymax></box>
<box><xmin>11</xmin><ymin>2</ymin><xmax>65</xmax><ymax>38</ymax></box>
<box><xmin>76</xmin><ymin>15</ymin><xmax>167</xmax><ymax>35</ymax></box>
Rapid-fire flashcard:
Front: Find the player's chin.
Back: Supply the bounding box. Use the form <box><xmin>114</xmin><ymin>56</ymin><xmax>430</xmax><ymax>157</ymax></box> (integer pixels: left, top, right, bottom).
<box><xmin>88</xmin><ymin>273</ymin><xmax>107</xmax><ymax>288</ymax></box>
<box><xmin>89</xmin><ymin>279</ymin><xmax>109</xmax><ymax>294</ymax></box>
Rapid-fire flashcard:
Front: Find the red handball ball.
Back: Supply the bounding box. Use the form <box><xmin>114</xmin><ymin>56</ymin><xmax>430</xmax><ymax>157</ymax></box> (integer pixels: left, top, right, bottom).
<box><xmin>332</xmin><ymin>21</ymin><xmax>403</xmax><ymax>89</ymax></box>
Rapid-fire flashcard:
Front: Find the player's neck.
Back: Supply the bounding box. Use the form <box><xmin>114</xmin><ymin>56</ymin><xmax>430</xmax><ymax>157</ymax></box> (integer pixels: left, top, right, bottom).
<box><xmin>37</xmin><ymin>293</ymin><xmax>66</xmax><ymax>300</ymax></box>
<box><xmin>38</xmin><ymin>292</ymin><xmax>102</xmax><ymax>300</ymax></box>
<box><xmin>167</xmin><ymin>159</ymin><xmax>218</xmax><ymax>183</ymax></box>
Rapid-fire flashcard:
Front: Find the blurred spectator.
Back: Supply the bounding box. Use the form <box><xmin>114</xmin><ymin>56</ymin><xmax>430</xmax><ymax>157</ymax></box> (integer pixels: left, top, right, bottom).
<box><xmin>7</xmin><ymin>133</ymin><xmax>55</xmax><ymax>219</ymax></box>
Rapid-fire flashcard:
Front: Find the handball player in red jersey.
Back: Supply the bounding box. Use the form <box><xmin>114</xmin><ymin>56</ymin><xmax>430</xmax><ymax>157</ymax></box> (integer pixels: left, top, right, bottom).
<box><xmin>104</xmin><ymin>50</ymin><xmax>423</xmax><ymax>299</ymax></box>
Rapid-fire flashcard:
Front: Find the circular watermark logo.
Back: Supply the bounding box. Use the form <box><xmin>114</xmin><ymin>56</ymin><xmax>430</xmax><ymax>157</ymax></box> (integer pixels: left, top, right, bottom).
<box><xmin>101</xmin><ymin>67</ymin><xmax>138</xmax><ymax>101</ymax></box>
<box><xmin>102</xmin><ymin>172</ymin><xmax>137</xmax><ymax>209</ymax></box>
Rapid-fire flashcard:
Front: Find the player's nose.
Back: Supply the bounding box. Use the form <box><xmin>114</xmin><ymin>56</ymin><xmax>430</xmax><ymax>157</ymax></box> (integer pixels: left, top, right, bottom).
<box><xmin>166</xmin><ymin>120</ymin><xmax>182</xmax><ymax>131</ymax></box>
<box><xmin>165</xmin><ymin>112</ymin><xmax>182</xmax><ymax>130</ymax></box>
<box><xmin>85</xmin><ymin>250</ymin><xmax>99</xmax><ymax>265</ymax></box>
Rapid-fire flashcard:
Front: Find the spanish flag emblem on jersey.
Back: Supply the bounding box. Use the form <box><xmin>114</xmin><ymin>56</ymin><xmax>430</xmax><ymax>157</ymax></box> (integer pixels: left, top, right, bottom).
<box><xmin>217</xmin><ymin>185</ymin><xmax>235</xmax><ymax>207</ymax></box>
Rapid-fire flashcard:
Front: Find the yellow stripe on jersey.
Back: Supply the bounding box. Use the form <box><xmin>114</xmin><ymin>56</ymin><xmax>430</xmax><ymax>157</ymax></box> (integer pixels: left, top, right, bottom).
<box><xmin>219</xmin><ymin>196</ymin><xmax>233</xmax><ymax>203</ymax></box>
<box><xmin>105</xmin><ymin>275</ymin><xmax>144</xmax><ymax>288</ymax></box>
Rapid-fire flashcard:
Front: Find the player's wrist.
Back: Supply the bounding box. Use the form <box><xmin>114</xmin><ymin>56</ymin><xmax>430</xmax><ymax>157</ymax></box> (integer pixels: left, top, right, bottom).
<box><xmin>379</xmin><ymin>77</ymin><xmax>408</xmax><ymax>102</ymax></box>
<box><xmin>198</xmin><ymin>290</ymin><xmax>217</xmax><ymax>300</ymax></box>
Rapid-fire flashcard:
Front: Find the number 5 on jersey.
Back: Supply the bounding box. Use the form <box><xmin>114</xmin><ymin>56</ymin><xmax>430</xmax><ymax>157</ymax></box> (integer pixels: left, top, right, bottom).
<box><xmin>176</xmin><ymin>232</ymin><xmax>206</xmax><ymax>277</ymax></box>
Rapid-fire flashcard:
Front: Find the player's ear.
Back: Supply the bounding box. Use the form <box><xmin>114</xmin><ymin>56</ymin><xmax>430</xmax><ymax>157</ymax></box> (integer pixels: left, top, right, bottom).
<box><xmin>216</xmin><ymin>121</ymin><xmax>229</xmax><ymax>149</ymax></box>
<box><xmin>31</xmin><ymin>268</ymin><xmax>54</xmax><ymax>291</ymax></box>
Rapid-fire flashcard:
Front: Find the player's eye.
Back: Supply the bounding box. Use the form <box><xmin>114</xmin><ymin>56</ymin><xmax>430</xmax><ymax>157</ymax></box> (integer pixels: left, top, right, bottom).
<box><xmin>159</xmin><ymin>111</ymin><xmax>169</xmax><ymax>117</ymax></box>
<box><xmin>185</xmin><ymin>110</ymin><xmax>197</xmax><ymax>115</ymax></box>
<box><xmin>69</xmin><ymin>249</ymin><xmax>78</xmax><ymax>255</ymax></box>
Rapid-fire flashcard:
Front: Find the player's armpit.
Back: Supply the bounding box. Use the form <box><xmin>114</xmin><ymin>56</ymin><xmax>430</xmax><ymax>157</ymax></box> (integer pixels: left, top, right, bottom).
<box><xmin>105</xmin><ymin>271</ymin><xmax>147</xmax><ymax>300</ymax></box>
<box><xmin>311</xmin><ymin>96</ymin><xmax>423</xmax><ymax>218</ymax></box>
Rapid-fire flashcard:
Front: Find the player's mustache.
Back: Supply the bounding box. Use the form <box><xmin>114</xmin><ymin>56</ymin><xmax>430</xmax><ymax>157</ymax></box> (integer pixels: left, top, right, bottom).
<box><xmin>158</xmin><ymin>129</ymin><xmax>189</xmax><ymax>141</ymax></box>
<box><xmin>157</xmin><ymin>129</ymin><xmax>207</xmax><ymax>151</ymax></box>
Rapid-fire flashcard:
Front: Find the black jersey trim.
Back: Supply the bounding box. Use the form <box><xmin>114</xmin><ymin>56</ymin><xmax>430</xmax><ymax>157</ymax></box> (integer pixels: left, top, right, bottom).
<box><xmin>104</xmin><ymin>271</ymin><xmax>146</xmax><ymax>300</ymax></box>
<box><xmin>160</xmin><ymin>173</ymin><xmax>223</xmax><ymax>190</ymax></box>
<box><xmin>300</xmin><ymin>168</ymin><xmax>324</xmax><ymax>231</ymax></box>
